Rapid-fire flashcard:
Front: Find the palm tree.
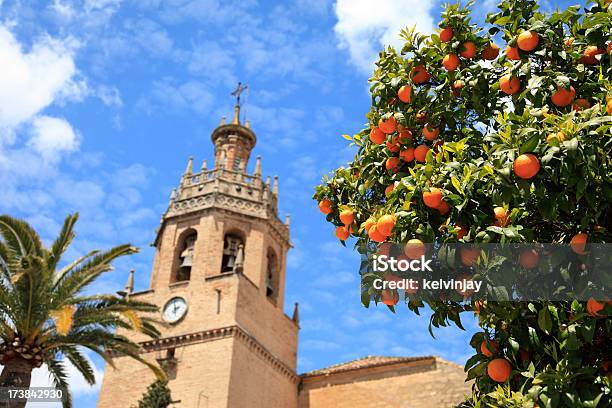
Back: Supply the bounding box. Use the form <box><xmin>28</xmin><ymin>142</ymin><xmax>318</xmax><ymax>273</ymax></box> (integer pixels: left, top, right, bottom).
<box><xmin>0</xmin><ymin>214</ymin><xmax>163</xmax><ymax>408</ymax></box>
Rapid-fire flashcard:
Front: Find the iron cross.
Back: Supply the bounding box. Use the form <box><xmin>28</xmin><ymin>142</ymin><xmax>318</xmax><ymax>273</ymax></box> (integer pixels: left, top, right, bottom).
<box><xmin>231</xmin><ymin>82</ymin><xmax>248</xmax><ymax>106</ymax></box>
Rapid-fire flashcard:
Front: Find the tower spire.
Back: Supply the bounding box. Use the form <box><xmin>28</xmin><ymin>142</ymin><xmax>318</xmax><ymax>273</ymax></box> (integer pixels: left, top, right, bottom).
<box><xmin>273</xmin><ymin>176</ymin><xmax>279</xmax><ymax>195</ymax></box>
<box><xmin>117</xmin><ymin>269</ymin><xmax>135</xmax><ymax>298</ymax></box>
<box><xmin>184</xmin><ymin>156</ymin><xmax>193</xmax><ymax>175</ymax></box>
<box><xmin>254</xmin><ymin>156</ymin><xmax>262</xmax><ymax>178</ymax></box>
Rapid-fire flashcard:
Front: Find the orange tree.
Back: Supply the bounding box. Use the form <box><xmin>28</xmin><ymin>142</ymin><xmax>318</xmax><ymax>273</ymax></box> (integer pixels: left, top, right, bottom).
<box><xmin>314</xmin><ymin>0</ymin><xmax>612</xmax><ymax>406</ymax></box>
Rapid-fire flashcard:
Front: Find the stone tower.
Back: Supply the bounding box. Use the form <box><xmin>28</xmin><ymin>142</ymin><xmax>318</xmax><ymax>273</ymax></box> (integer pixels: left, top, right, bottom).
<box><xmin>97</xmin><ymin>101</ymin><xmax>299</xmax><ymax>408</ymax></box>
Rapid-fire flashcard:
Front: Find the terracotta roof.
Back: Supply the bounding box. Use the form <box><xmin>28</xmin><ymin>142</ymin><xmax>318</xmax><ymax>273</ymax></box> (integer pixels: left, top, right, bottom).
<box><xmin>300</xmin><ymin>355</ymin><xmax>435</xmax><ymax>377</ymax></box>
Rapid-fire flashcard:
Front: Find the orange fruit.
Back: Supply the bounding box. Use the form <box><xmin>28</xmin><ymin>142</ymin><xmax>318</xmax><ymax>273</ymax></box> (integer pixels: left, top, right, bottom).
<box><xmin>381</xmin><ymin>289</ymin><xmax>399</xmax><ymax>305</ymax></box>
<box><xmin>460</xmin><ymin>41</ymin><xmax>477</xmax><ymax>59</ymax></box>
<box><xmin>452</xmin><ymin>80</ymin><xmax>464</xmax><ymax>97</ymax></box>
<box><xmin>506</xmin><ymin>45</ymin><xmax>521</xmax><ymax>60</ymax></box>
<box><xmin>607</xmin><ymin>99</ymin><xmax>612</xmax><ymax>114</ymax></box>
<box><xmin>318</xmin><ymin>199</ymin><xmax>333</xmax><ymax>214</ymax></box>
<box><xmin>570</xmin><ymin>233</ymin><xmax>588</xmax><ymax>254</ymax></box>
<box><xmin>480</xmin><ymin>340</ymin><xmax>499</xmax><ymax>357</ymax></box>
<box><xmin>423</xmin><ymin>187</ymin><xmax>443</xmax><ymax>208</ymax></box>
<box><xmin>411</xmin><ymin>65</ymin><xmax>431</xmax><ymax>84</ymax></box>
<box><xmin>547</xmin><ymin>132</ymin><xmax>566</xmax><ymax>145</ymax></box>
<box><xmin>608</xmin><ymin>42</ymin><xmax>612</xmax><ymax>54</ymax></box>
<box><xmin>456</xmin><ymin>224</ymin><xmax>468</xmax><ymax>240</ymax></box>
<box><xmin>370</xmin><ymin>127</ymin><xmax>385</xmax><ymax>144</ymax></box>
<box><xmin>551</xmin><ymin>85</ymin><xmax>576</xmax><ymax>107</ymax></box>
<box><xmin>414</xmin><ymin>145</ymin><xmax>430</xmax><ymax>162</ymax></box>
<box><xmin>442</xmin><ymin>54</ymin><xmax>460</xmax><ymax>71</ymax></box>
<box><xmin>339</xmin><ymin>208</ymin><xmax>354</xmax><ymax>226</ymax></box>
<box><xmin>572</xmin><ymin>98</ymin><xmax>590</xmax><ymax>111</ymax></box>
<box><xmin>400</xmin><ymin>148</ymin><xmax>415</xmax><ymax>162</ymax></box>
<box><xmin>415</xmin><ymin>110</ymin><xmax>428</xmax><ymax>123</ymax></box>
<box><xmin>517</xmin><ymin>31</ymin><xmax>539</xmax><ymax>51</ymax></box>
<box><xmin>423</xmin><ymin>125</ymin><xmax>440</xmax><ymax>141</ymax></box>
<box><xmin>368</xmin><ymin>224</ymin><xmax>386</xmax><ymax>243</ymax></box>
<box><xmin>379</xmin><ymin>116</ymin><xmax>397</xmax><ymax>134</ymax></box>
<box><xmin>440</xmin><ymin>27</ymin><xmax>453</xmax><ymax>43</ymax></box>
<box><xmin>564</xmin><ymin>37</ymin><xmax>574</xmax><ymax>47</ymax></box>
<box><xmin>487</xmin><ymin>358</ymin><xmax>512</xmax><ymax>383</ymax></box>
<box><xmin>384</xmin><ymin>183</ymin><xmax>396</xmax><ymax>196</ymax></box>
<box><xmin>386</xmin><ymin>136</ymin><xmax>400</xmax><ymax>153</ymax></box>
<box><xmin>500</xmin><ymin>74</ymin><xmax>521</xmax><ymax>95</ymax></box>
<box><xmin>385</xmin><ymin>157</ymin><xmax>400</xmax><ymax>172</ymax></box>
<box><xmin>493</xmin><ymin>207</ymin><xmax>508</xmax><ymax>221</ymax></box>
<box><xmin>461</xmin><ymin>247</ymin><xmax>480</xmax><ymax>266</ymax></box>
<box><xmin>519</xmin><ymin>249</ymin><xmax>540</xmax><ymax>269</ymax></box>
<box><xmin>398</xmin><ymin>85</ymin><xmax>412</xmax><ymax>103</ymax></box>
<box><xmin>482</xmin><ymin>43</ymin><xmax>500</xmax><ymax>60</ymax></box>
<box><xmin>580</xmin><ymin>46</ymin><xmax>605</xmax><ymax>65</ymax></box>
<box><xmin>363</xmin><ymin>217</ymin><xmax>376</xmax><ymax>233</ymax></box>
<box><xmin>513</xmin><ymin>153</ymin><xmax>540</xmax><ymax>179</ymax></box>
<box><xmin>335</xmin><ymin>226</ymin><xmax>350</xmax><ymax>240</ymax></box>
<box><xmin>398</xmin><ymin>129</ymin><xmax>413</xmax><ymax>143</ymax></box>
<box><xmin>404</xmin><ymin>239</ymin><xmax>425</xmax><ymax>259</ymax></box>
<box><xmin>436</xmin><ymin>201</ymin><xmax>450</xmax><ymax>215</ymax></box>
<box><xmin>377</xmin><ymin>214</ymin><xmax>396</xmax><ymax>236</ymax></box>
<box><xmin>586</xmin><ymin>298</ymin><xmax>604</xmax><ymax>317</ymax></box>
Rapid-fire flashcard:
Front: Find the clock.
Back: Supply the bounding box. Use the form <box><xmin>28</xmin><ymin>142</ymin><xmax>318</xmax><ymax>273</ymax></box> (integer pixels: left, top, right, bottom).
<box><xmin>162</xmin><ymin>297</ymin><xmax>188</xmax><ymax>324</ymax></box>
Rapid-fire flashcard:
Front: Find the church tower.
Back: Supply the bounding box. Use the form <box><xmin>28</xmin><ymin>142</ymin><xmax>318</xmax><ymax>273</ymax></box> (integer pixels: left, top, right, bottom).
<box><xmin>97</xmin><ymin>94</ymin><xmax>299</xmax><ymax>408</ymax></box>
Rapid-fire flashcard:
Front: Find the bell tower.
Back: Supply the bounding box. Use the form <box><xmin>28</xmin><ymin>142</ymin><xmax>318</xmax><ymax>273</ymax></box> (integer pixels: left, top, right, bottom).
<box><xmin>97</xmin><ymin>89</ymin><xmax>300</xmax><ymax>408</ymax></box>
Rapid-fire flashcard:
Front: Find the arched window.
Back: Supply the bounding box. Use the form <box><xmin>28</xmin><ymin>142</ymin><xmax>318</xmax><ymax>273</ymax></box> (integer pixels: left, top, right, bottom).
<box><xmin>172</xmin><ymin>229</ymin><xmax>197</xmax><ymax>283</ymax></box>
<box><xmin>221</xmin><ymin>233</ymin><xmax>244</xmax><ymax>273</ymax></box>
<box><xmin>266</xmin><ymin>250</ymin><xmax>279</xmax><ymax>302</ymax></box>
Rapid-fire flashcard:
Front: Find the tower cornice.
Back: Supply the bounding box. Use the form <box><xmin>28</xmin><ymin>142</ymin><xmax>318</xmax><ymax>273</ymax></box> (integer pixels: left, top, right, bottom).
<box><xmin>211</xmin><ymin>123</ymin><xmax>256</xmax><ymax>151</ymax></box>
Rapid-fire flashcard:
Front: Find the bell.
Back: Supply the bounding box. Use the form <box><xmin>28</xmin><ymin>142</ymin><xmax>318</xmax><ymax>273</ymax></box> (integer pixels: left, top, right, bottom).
<box><xmin>180</xmin><ymin>255</ymin><xmax>193</xmax><ymax>268</ymax></box>
<box><xmin>225</xmin><ymin>255</ymin><xmax>235</xmax><ymax>269</ymax></box>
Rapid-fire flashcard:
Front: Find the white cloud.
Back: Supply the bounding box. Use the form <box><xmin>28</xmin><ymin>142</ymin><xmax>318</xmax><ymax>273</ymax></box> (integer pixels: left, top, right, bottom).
<box><xmin>334</xmin><ymin>0</ymin><xmax>436</xmax><ymax>72</ymax></box>
<box><xmin>0</xmin><ymin>25</ymin><xmax>77</xmax><ymax>131</ymax></box>
<box><xmin>50</xmin><ymin>0</ymin><xmax>77</xmax><ymax>20</ymax></box>
<box><xmin>28</xmin><ymin>115</ymin><xmax>79</xmax><ymax>160</ymax></box>
<box><xmin>137</xmin><ymin>79</ymin><xmax>214</xmax><ymax>116</ymax></box>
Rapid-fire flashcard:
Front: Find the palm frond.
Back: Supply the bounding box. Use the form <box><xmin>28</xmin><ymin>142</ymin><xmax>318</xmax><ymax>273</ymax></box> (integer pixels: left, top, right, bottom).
<box><xmin>121</xmin><ymin>309</ymin><xmax>143</xmax><ymax>332</ymax></box>
<box><xmin>52</xmin><ymin>250</ymin><xmax>99</xmax><ymax>288</ymax></box>
<box><xmin>46</xmin><ymin>359</ymin><xmax>72</xmax><ymax>408</ymax></box>
<box><xmin>0</xmin><ymin>214</ymin><xmax>161</xmax><ymax>403</ymax></box>
<box><xmin>0</xmin><ymin>215</ymin><xmax>44</xmax><ymax>259</ymax></box>
<box><xmin>53</xmin><ymin>244</ymin><xmax>138</xmax><ymax>302</ymax></box>
<box><xmin>59</xmin><ymin>346</ymin><xmax>96</xmax><ymax>385</ymax></box>
<box><xmin>47</xmin><ymin>214</ymin><xmax>79</xmax><ymax>273</ymax></box>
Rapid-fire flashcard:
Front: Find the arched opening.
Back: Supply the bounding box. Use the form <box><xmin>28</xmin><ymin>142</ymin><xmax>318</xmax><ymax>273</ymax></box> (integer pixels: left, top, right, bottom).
<box><xmin>266</xmin><ymin>249</ymin><xmax>279</xmax><ymax>302</ymax></box>
<box><xmin>171</xmin><ymin>229</ymin><xmax>197</xmax><ymax>283</ymax></box>
<box><xmin>221</xmin><ymin>233</ymin><xmax>244</xmax><ymax>273</ymax></box>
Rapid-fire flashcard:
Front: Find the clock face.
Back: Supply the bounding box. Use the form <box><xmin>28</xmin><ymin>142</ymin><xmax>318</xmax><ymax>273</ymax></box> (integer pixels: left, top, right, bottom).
<box><xmin>162</xmin><ymin>297</ymin><xmax>188</xmax><ymax>324</ymax></box>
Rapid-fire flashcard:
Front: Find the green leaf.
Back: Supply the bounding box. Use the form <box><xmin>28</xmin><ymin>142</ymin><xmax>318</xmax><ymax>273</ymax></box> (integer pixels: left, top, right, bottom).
<box><xmin>519</xmin><ymin>133</ymin><xmax>540</xmax><ymax>154</ymax></box>
<box><xmin>451</xmin><ymin>177</ymin><xmax>464</xmax><ymax>195</ymax></box>
<box><xmin>538</xmin><ymin>307</ymin><xmax>552</xmax><ymax>334</ymax></box>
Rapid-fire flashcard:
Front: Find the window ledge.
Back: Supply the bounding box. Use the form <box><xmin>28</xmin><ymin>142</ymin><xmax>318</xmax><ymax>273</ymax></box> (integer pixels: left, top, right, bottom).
<box><xmin>169</xmin><ymin>280</ymin><xmax>190</xmax><ymax>288</ymax></box>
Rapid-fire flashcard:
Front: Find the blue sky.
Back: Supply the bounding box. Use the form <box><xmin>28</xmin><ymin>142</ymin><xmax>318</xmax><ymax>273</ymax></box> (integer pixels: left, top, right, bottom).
<box><xmin>0</xmin><ymin>0</ymin><xmax>583</xmax><ymax>406</ymax></box>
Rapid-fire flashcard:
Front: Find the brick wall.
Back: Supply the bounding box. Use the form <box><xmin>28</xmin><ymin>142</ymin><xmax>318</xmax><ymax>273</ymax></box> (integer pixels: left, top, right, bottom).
<box><xmin>299</xmin><ymin>358</ymin><xmax>472</xmax><ymax>408</ymax></box>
